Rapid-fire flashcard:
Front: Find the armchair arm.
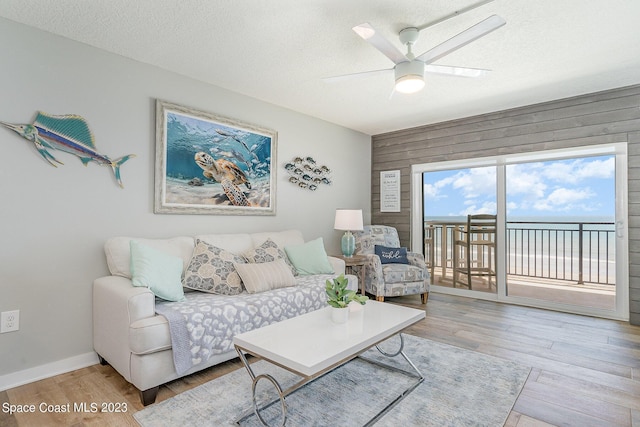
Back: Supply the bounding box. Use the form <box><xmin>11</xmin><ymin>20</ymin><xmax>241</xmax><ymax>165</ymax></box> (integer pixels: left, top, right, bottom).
<box><xmin>407</xmin><ymin>251</ymin><xmax>431</xmax><ymax>291</ymax></box>
<box><xmin>360</xmin><ymin>253</ymin><xmax>385</xmax><ymax>297</ymax></box>
<box><xmin>407</xmin><ymin>251</ymin><xmax>427</xmax><ymax>269</ymax></box>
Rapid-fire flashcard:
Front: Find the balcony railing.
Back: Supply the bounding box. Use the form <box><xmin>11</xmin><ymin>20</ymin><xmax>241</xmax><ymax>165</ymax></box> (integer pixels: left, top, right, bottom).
<box><xmin>507</xmin><ymin>221</ymin><xmax>615</xmax><ymax>285</ymax></box>
<box><xmin>425</xmin><ymin>220</ymin><xmax>615</xmax><ymax>286</ymax></box>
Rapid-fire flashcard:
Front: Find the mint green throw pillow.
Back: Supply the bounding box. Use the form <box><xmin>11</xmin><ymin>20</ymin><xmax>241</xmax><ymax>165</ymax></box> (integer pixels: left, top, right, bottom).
<box><xmin>284</xmin><ymin>237</ymin><xmax>334</xmax><ymax>275</ymax></box>
<box><xmin>130</xmin><ymin>240</ymin><xmax>185</xmax><ymax>302</ymax></box>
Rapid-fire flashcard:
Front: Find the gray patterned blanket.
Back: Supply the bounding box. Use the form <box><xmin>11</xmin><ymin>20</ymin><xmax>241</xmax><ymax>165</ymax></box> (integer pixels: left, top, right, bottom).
<box><xmin>155</xmin><ymin>274</ymin><xmax>342</xmax><ymax>375</ymax></box>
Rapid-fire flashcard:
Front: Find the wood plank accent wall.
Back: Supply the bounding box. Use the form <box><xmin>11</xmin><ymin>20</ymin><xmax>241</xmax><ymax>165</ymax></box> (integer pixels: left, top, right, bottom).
<box><xmin>371</xmin><ymin>84</ymin><xmax>640</xmax><ymax>325</ymax></box>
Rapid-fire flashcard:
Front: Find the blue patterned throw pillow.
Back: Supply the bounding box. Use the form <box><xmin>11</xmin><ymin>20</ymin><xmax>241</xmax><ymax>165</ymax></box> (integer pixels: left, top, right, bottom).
<box><xmin>374</xmin><ymin>245</ymin><xmax>409</xmax><ymax>265</ymax></box>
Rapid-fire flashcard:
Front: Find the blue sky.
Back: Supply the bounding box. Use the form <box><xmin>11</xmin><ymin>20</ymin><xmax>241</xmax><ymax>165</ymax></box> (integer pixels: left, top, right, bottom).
<box><xmin>423</xmin><ymin>155</ymin><xmax>615</xmax><ymax>218</ymax></box>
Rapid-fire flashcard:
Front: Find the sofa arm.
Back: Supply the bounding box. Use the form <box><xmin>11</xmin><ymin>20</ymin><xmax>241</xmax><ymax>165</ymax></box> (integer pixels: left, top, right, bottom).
<box><xmin>327</xmin><ymin>256</ymin><xmax>346</xmax><ymax>275</ymax></box>
<box><xmin>93</xmin><ymin>275</ymin><xmax>156</xmax><ymax>382</ymax></box>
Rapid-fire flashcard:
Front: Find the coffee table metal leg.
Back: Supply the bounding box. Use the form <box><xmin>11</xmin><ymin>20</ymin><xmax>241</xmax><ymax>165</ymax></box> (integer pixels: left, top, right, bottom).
<box><xmin>235</xmin><ymin>346</ymin><xmax>287</xmax><ymax>427</ymax></box>
<box><xmin>361</xmin><ymin>333</ymin><xmax>424</xmax><ymax>427</ymax></box>
<box><xmin>375</xmin><ymin>331</ymin><xmax>406</xmax><ymax>357</ymax></box>
<box><xmin>252</xmin><ymin>374</ymin><xmax>287</xmax><ymax>427</ymax></box>
<box><xmin>375</xmin><ymin>333</ymin><xmax>423</xmax><ymax>379</ymax></box>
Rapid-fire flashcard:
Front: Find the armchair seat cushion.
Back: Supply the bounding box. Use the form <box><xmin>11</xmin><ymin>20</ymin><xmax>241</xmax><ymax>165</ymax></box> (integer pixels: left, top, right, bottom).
<box><xmin>382</xmin><ymin>264</ymin><xmax>428</xmax><ymax>284</ymax></box>
<box><xmin>381</xmin><ymin>281</ymin><xmax>429</xmax><ymax>298</ymax></box>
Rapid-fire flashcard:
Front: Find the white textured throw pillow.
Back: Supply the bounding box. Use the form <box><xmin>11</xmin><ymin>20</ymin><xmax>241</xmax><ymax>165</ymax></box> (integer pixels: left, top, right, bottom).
<box><xmin>234</xmin><ymin>259</ymin><xmax>296</xmax><ymax>294</ymax></box>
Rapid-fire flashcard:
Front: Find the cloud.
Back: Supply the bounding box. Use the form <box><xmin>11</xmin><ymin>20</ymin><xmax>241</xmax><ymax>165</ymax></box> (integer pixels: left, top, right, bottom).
<box><xmin>533</xmin><ymin>187</ymin><xmax>596</xmax><ymax>212</ymax></box>
<box><xmin>451</xmin><ymin>167</ymin><xmax>496</xmax><ymax>199</ymax></box>
<box><xmin>423</xmin><ymin>183</ymin><xmax>438</xmax><ymax>198</ymax></box>
<box><xmin>424</xmin><ymin>174</ymin><xmax>458</xmax><ymax>201</ymax></box>
<box><xmin>423</xmin><ymin>155</ymin><xmax>614</xmax><ymax>217</ymax></box>
<box><xmin>506</xmin><ymin>201</ymin><xmax>518</xmax><ymax>215</ymax></box>
<box><xmin>541</xmin><ymin>157</ymin><xmax>614</xmax><ymax>184</ymax></box>
<box><xmin>460</xmin><ymin>201</ymin><xmax>496</xmax><ymax>216</ymax></box>
<box><xmin>547</xmin><ymin>187</ymin><xmax>594</xmax><ymax>204</ymax></box>
<box><xmin>506</xmin><ymin>164</ymin><xmax>546</xmax><ymax>199</ymax></box>
<box><xmin>506</xmin><ymin>157</ymin><xmax>612</xmax><ymax>212</ymax></box>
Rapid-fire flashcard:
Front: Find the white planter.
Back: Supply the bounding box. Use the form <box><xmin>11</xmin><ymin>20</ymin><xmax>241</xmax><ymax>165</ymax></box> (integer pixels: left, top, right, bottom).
<box><xmin>330</xmin><ymin>307</ymin><xmax>349</xmax><ymax>324</ymax></box>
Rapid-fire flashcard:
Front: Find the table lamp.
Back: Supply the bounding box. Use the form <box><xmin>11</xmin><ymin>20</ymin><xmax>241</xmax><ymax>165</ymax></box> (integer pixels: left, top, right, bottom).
<box><xmin>334</xmin><ymin>209</ymin><xmax>364</xmax><ymax>257</ymax></box>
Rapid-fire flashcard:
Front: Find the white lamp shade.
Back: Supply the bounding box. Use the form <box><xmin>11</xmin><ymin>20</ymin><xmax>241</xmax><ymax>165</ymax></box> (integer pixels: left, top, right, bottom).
<box><xmin>334</xmin><ymin>209</ymin><xmax>364</xmax><ymax>231</ymax></box>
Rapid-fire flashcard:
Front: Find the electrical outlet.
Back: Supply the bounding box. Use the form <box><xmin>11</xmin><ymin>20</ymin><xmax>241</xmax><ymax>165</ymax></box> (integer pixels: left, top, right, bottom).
<box><xmin>1</xmin><ymin>310</ymin><xmax>19</xmax><ymax>333</ymax></box>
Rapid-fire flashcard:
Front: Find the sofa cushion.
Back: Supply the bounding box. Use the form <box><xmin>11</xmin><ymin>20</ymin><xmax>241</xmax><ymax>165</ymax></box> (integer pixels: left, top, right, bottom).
<box><xmin>130</xmin><ymin>241</ymin><xmax>186</xmax><ymax>302</ymax></box>
<box><xmin>129</xmin><ymin>316</ymin><xmax>172</xmax><ymax>355</ymax></box>
<box><xmin>105</xmin><ymin>236</ymin><xmax>194</xmax><ymax>278</ymax></box>
<box><xmin>250</xmin><ymin>229</ymin><xmax>305</xmax><ymax>249</ymax></box>
<box><xmin>182</xmin><ymin>239</ymin><xmax>246</xmax><ymax>295</ymax></box>
<box><xmin>195</xmin><ymin>233</ymin><xmax>254</xmax><ymax>254</ymax></box>
<box><xmin>234</xmin><ymin>259</ymin><xmax>296</xmax><ymax>294</ymax></box>
<box><xmin>243</xmin><ymin>238</ymin><xmax>297</xmax><ymax>276</ymax></box>
<box><xmin>284</xmin><ymin>237</ymin><xmax>334</xmax><ymax>275</ymax></box>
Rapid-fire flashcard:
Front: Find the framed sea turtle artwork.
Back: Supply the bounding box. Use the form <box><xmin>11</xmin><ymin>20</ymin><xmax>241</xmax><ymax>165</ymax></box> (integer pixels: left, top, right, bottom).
<box><xmin>154</xmin><ymin>100</ymin><xmax>276</xmax><ymax>215</ymax></box>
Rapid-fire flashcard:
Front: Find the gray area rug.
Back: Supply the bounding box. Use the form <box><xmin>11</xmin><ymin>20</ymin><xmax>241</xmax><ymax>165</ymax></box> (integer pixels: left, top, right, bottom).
<box><xmin>134</xmin><ymin>335</ymin><xmax>530</xmax><ymax>427</ymax></box>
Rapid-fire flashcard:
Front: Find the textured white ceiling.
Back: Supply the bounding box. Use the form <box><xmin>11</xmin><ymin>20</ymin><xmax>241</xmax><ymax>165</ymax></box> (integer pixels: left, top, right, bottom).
<box><xmin>1</xmin><ymin>0</ymin><xmax>639</xmax><ymax>135</ymax></box>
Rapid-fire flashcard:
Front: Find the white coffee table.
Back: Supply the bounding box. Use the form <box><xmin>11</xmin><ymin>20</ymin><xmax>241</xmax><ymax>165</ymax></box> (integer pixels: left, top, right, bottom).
<box><xmin>233</xmin><ymin>300</ymin><xmax>425</xmax><ymax>426</ymax></box>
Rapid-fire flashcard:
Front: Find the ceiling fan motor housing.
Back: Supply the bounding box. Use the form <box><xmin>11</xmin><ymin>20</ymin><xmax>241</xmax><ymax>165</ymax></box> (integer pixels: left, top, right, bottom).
<box><xmin>399</xmin><ymin>27</ymin><xmax>419</xmax><ymax>47</ymax></box>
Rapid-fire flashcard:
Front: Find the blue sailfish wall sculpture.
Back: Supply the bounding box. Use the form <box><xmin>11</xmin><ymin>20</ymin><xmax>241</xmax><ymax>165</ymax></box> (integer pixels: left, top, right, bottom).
<box><xmin>0</xmin><ymin>112</ymin><xmax>135</xmax><ymax>188</ymax></box>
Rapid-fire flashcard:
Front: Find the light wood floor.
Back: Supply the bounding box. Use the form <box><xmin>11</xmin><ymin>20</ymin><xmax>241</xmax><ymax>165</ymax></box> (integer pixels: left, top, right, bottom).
<box><xmin>2</xmin><ymin>293</ymin><xmax>639</xmax><ymax>426</ymax></box>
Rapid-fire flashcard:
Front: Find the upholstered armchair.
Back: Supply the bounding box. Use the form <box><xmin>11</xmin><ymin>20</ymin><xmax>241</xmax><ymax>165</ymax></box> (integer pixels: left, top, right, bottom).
<box><xmin>353</xmin><ymin>225</ymin><xmax>429</xmax><ymax>303</ymax></box>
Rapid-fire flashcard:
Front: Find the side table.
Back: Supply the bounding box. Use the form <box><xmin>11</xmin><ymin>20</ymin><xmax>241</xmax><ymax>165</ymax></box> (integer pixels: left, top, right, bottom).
<box><xmin>333</xmin><ymin>254</ymin><xmax>367</xmax><ymax>296</ymax></box>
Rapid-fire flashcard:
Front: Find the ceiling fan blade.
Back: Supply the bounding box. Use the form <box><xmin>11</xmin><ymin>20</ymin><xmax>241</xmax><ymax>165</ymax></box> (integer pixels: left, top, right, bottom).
<box><xmin>425</xmin><ymin>64</ymin><xmax>490</xmax><ymax>77</ymax></box>
<box><xmin>352</xmin><ymin>23</ymin><xmax>408</xmax><ymax>65</ymax></box>
<box><xmin>416</xmin><ymin>0</ymin><xmax>495</xmax><ymax>32</ymax></box>
<box><xmin>322</xmin><ymin>68</ymin><xmax>392</xmax><ymax>83</ymax></box>
<box><xmin>416</xmin><ymin>14</ymin><xmax>506</xmax><ymax>65</ymax></box>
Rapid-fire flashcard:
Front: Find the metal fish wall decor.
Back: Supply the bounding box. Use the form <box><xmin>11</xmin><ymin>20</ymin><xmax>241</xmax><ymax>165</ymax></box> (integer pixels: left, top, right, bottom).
<box><xmin>284</xmin><ymin>156</ymin><xmax>332</xmax><ymax>191</ymax></box>
<box><xmin>0</xmin><ymin>112</ymin><xmax>135</xmax><ymax>188</ymax></box>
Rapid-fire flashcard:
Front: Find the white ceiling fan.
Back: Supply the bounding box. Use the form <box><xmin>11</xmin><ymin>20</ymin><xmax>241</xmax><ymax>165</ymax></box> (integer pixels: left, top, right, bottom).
<box><xmin>325</xmin><ymin>8</ymin><xmax>506</xmax><ymax>94</ymax></box>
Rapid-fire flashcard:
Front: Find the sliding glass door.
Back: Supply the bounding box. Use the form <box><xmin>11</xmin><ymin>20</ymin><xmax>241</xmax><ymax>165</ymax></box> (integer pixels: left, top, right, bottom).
<box><xmin>504</xmin><ymin>155</ymin><xmax>617</xmax><ymax>311</ymax></box>
<box><xmin>423</xmin><ymin>166</ymin><xmax>497</xmax><ymax>294</ymax></box>
<box><xmin>411</xmin><ymin>143</ymin><xmax>629</xmax><ymax>320</ymax></box>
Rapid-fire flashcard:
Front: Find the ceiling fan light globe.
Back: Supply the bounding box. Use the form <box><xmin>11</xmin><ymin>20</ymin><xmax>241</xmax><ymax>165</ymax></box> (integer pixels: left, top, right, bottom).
<box><xmin>394</xmin><ymin>60</ymin><xmax>425</xmax><ymax>93</ymax></box>
<box><xmin>395</xmin><ymin>75</ymin><xmax>425</xmax><ymax>93</ymax></box>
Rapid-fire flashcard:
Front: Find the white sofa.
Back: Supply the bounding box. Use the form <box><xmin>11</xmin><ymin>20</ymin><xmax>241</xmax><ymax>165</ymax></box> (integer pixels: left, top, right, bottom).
<box><xmin>93</xmin><ymin>229</ymin><xmax>353</xmax><ymax>405</ymax></box>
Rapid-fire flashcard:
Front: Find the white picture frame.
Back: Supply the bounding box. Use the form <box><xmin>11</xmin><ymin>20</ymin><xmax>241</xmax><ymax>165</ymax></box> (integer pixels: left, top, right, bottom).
<box><xmin>380</xmin><ymin>170</ymin><xmax>401</xmax><ymax>212</ymax></box>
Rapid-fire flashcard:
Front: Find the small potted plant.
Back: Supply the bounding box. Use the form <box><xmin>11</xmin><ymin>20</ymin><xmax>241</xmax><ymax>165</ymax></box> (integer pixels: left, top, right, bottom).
<box><xmin>325</xmin><ymin>274</ymin><xmax>368</xmax><ymax>323</ymax></box>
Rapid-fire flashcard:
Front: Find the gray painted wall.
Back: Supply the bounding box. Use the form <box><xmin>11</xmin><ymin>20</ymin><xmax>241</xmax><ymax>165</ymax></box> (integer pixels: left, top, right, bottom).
<box><xmin>0</xmin><ymin>18</ymin><xmax>371</xmax><ymax>377</ymax></box>
<box><xmin>371</xmin><ymin>85</ymin><xmax>640</xmax><ymax>325</ymax></box>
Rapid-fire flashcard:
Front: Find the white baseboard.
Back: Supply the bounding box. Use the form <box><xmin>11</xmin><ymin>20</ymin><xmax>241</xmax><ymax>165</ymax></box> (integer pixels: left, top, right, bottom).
<box><xmin>0</xmin><ymin>352</ymin><xmax>99</xmax><ymax>392</ymax></box>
